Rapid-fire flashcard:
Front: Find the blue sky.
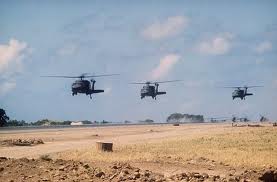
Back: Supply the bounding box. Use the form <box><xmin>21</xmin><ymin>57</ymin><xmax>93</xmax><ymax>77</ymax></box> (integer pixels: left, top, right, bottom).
<box><xmin>0</xmin><ymin>0</ymin><xmax>277</xmax><ymax>122</ymax></box>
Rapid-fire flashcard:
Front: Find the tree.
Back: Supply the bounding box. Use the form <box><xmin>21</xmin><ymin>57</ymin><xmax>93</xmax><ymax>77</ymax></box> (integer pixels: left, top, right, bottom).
<box><xmin>0</xmin><ymin>108</ymin><xmax>9</xmax><ymax>127</ymax></box>
<box><xmin>139</xmin><ymin>119</ymin><xmax>154</xmax><ymax>123</ymax></box>
<box><xmin>7</xmin><ymin>120</ymin><xmax>27</xmax><ymax>126</ymax></box>
<box><xmin>166</xmin><ymin>113</ymin><xmax>184</xmax><ymax>122</ymax></box>
<box><xmin>167</xmin><ymin>113</ymin><xmax>204</xmax><ymax>123</ymax></box>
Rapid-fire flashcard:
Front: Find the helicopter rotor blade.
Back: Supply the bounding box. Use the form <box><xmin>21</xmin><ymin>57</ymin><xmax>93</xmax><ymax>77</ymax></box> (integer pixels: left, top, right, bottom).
<box><xmin>222</xmin><ymin>85</ymin><xmax>263</xmax><ymax>89</ymax></box>
<box><xmin>129</xmin><ymin>82</ymin><xmax>148</xmax><ymax>84</ymax></box>
<box><xmin>154</xmin><ymin>80</ymin><xmax>183</xmax><ymax>84</ymax></box>
<box><xmin>41</xmin><ymin>73</ymin><xmax>120</xmax><ymax>79</ymax></box>
<box><xmin>40</xmin><ymin>76</ymin><xmax>80</xmax><ymax>78</ymax></box>
<box><xmin>129</xmin><ymin>80</ymin><xmax>182</xmax><ymax>85</ymax></box>
<box><xmin>222</xmin><ymin>86</ymin><xmax>242</xmax><ymax>89</ymax></box>
<box><xmin>243</xmin><ymin>85</ymin><xmax>263</xmax><ymax>88</ymax></box>
<box><xmin>83</xmin><ymin>74</ymin><xmax>120</xmax><ymax>78</ymax></box>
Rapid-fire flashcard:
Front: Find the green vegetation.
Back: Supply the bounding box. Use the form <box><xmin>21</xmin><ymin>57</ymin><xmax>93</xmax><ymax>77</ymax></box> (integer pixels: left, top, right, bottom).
<box><xmin>139</xmin><ymin>119</ymin><xmax>155</xmax><ymax>123</ymax></box>
<box><xmin>6</xmin><ymin>120</ymin><xmax>29</xmax><ymax>126</ymax></box>
<box><xmin>31</xmin><ymin>119</ymin><xmax>73</xmax><ymax>126</ymax></box>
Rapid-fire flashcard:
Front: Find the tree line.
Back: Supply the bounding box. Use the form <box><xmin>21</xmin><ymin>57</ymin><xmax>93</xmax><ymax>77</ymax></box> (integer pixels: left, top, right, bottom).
<box><xmin>1</xmin><ymin>108</ymin><xmax>205</xmax><ymax>127</ymax></box>
<box><xmin>166</xmin><ymin>113</ymin><xmax>204</xmax><ymax>123</ymax></box>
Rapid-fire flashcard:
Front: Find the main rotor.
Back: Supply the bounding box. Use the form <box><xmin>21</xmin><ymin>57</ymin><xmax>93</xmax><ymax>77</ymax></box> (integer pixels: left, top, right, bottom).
<box><xmin>41</xmin><ymin>73</ymin><xmax>120</xmax><ymax>80</ymax></box>
<box><xmin>223</xmin><ymin>85</ymin><xmax>263</xmax><ymax>90</ymax></box>
<box><xmin>130</xmin><ymin>80</ymin><xmax>183</xmax><ymax>85</ymax></box>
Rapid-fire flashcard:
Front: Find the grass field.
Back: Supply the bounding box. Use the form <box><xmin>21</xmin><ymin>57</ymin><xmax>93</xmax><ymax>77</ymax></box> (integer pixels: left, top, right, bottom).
<box><xmin>57</xmin><ymin>126</ymin><xmax>277</xmax><ymax>169</ymax></box>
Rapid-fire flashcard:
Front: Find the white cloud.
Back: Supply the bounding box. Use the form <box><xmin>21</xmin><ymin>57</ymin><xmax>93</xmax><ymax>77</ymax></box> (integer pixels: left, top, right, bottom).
<box><xmin>0</xmin><ymin>39</ymin><xmax>28</xmax><ymax>73</ymax></box>
<box><xmin>0</xmin><ymin>39</ymin><xmax>29</xmax><ymax>96</ymax></box>
<box><xmin>197</xmin><ymin>33</ymin><xmax>233</xmax><ymax>55</ymax></box>
<box><xmin>0</xmin><ymin>81</ymin><xmax>16</xmax><ymax>96</ymax></box>
<box><xmin>150</xmin><ymin>54</ymin><xmax>180</xmax><ymax>80</ymax></box>
<box><xmin>255</xmin><ymin>41</ymin><xmax>272</xmax><ymax>54</ymax></box>
<box><xmin>142</xmin><ymin>16</ymin><xmax>189</xmax><ymax>40</ymax></box>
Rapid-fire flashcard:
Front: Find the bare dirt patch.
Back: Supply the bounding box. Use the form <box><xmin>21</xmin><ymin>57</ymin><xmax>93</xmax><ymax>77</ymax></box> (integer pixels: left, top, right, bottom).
<box><xmin>0</xmin><ymin>157</ymin><xmax>275</xmax><ymax>182</ymax></box>
<box><xmin>0</xmin><ymin>123</ymin><xmax>276</xmax><ymax>181</ymax></box>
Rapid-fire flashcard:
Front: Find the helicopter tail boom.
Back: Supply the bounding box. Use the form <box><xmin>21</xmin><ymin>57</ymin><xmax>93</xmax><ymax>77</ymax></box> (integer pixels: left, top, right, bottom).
<box><xmin>245</xmin><ymin>93</ymin><xmax>253</xmax><ymax>96</ymax></box>
<box><xmin>91</xmin><ymin>89</ymin><xmax>104</xmax><ymax>94</ymax></box>
<box><xmin>156</xmin><ymin>91</ymin><xmax>166</xmax><ymax>95</ymax></box>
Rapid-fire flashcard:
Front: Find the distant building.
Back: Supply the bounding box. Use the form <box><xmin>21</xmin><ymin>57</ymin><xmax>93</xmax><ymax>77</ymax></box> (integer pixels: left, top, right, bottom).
<box><xmin>70</xmin><ymin>121</ymin><xmax>84</xmax><ymax>126</ymax></box>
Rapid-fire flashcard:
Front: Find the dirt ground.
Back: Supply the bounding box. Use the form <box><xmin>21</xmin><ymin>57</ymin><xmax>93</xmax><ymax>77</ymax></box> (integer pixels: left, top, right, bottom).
<box><xmin>0</xmin><ymin>123</ymin><xmax>276</xmax><ymax>181</ymax></box>
<box><xmin>0</xmin><ymin>124</ymin><xmax>232</xmax><ymax>158</ymax></box>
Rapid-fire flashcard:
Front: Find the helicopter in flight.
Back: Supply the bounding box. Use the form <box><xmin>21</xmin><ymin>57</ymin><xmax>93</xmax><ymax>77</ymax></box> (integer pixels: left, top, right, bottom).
<box><xmin>42</xmin><ymin>73</ymin><xmax>119</xmax><ymax>99</ymax></box>
<box><xmin>224</xmin><ymin>85</ymin><xmax>263</xmax><ymax>100</ymax></box>
<box><xmin>130</xmin><ymin>80</ymin><xmax>182</xmax><ymax>100</ymax></box>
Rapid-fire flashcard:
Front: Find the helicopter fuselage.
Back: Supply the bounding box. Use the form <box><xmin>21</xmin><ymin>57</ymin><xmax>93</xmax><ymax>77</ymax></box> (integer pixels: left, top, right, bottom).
<box><xmin>71</xmin><ymin>79</ymin><xmax>104</xmax><ymax>98</ymax></box>
<box><xmin>140</xmin><ymin>84</ymin><xmax>166</xmax><ymax>99</ymax></box>
<box><xmin>232</xmin><ymin>89</ymin><xmax>253</xmax><ymax>100</ymax></box>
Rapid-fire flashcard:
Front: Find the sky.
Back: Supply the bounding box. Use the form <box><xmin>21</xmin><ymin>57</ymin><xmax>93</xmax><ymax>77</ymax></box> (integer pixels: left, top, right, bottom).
<box><xmin>0</xmin><ymin>0</ymin><xmax>277</xmax><ymax>122</ymax></box>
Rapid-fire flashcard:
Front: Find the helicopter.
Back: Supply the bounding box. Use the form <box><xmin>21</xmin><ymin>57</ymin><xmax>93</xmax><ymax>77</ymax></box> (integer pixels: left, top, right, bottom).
<box><xmin>41</xmin><ymin>73</ymin><xmax>119</xmax><ymax>99</ymax></box>
<box><xmin>232</xmin><ymin>116</ymin><xmax>249</xmax><ymax>122</ymax></box>
<box><xmin>205</xmin><ymin>117</ymin><xmax>230</xmax><ymax>123</ymax></box>
<box><xmin>130</xmin><ymin>80</ymin><xmax>182</xmax><ymax>100</ymax></box>
<box><xmin>223</xmin><ymin>86</ymin><xmax>263</xmax><ymax>100</ymax></box>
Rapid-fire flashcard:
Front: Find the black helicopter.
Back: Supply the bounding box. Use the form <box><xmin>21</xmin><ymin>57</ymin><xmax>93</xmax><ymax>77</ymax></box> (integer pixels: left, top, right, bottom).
<box><xmin>224</xmin><ymin>86</ymin><xmax>263</xmax><ymax>100</ymax></box>
<box><xmin>130</xmin><ymin>80</ymin><xmax>181</xmax><ymax>100</ymax></box>
<box><xmin>42</xmin><ymin>73</ymin><xmax>119</xmax><ymax>99</ymax></box>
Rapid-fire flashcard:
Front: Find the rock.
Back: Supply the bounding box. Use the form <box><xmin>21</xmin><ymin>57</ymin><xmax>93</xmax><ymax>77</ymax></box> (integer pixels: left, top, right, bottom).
<box><xmin>202</xmin><ymin>173</ymin><xmax>209</xmax><ymax>178</ymax></box>
<box><xmin>142</xmin><ymin>171</ymin><xmax>151</xmax><ymax>177</ymax></box>
<box><xmin>19</xmin><ymin>157</ymin><xmax>29</xmax><ymax>163</ymax></box>
<box><xmin>228</xmin><ymin>177</ymin><xmax>237</xmax><ymax>182</ymax></box>
<box><xmin>112</xmin><ymin>165</ymin><xmax>118</xmax><ymax>169</ymax></box>
<box><xmin>0</xmin><ymin>157</ymin><xmax>7</xmax><ymax>160</ymax></box>
<box><xmin>133</xmin><ymin>172</ymin><xmax>140</xmax><ymax>179</ymax></box>
<box><xmin>83</xmin><ymin>164</ymin><xmax>90</xmax><ymax>169</ymax></box>
<box><xmin>59</xmin><ymin>166</ymin><xmax>65</xmax><ymax>171</ymax></box>
<box><xmin>0</xmin><ymin>167</ymin><xmax>4</xmax><ymax>172</ymax></box>
<box><xmin>109</xmin><ymin>173</ymin><xmax>118</xmax><ymax>180</ymax></box>
<box><xmin>259</xmin><ymin>170</ymin><xmax>277</xmax><ymax>182</ymax></box>
<box><xmin>95</xmin><ymin>171</ymin><xmax>105</xmax><ymax>178</ymax></box>
<box><xmin>119</xmin><ymin>170</ymin><xmax>128</xmax><ymax>179</ymax></box>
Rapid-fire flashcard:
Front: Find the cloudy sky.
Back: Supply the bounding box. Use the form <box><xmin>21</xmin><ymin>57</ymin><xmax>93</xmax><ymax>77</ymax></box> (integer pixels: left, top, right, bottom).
<box><xmin>0</xmin><ymin>1</ymin><xmax>277</xmax><ymax>122</ymax></box>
